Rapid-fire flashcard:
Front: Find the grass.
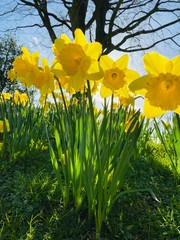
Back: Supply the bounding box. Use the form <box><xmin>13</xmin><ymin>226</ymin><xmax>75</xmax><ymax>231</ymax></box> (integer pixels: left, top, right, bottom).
<box><xmin>0</xmin><ymin>141</ymin><xmax>179</xmax><ymax>240</ymax></box>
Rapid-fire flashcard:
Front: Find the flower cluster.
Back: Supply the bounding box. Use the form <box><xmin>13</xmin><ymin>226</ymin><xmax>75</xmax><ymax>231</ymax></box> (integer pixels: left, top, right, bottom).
<box><xmin>8</xmin><ymin>47</ymin><xmax>54</xmax><ymax>95</ymax></box>
<box><xmin>1</xmin><ymin>91</ymin><xmax>29</xmax><ymax>105</ymax></box>
<box><xmin>7</xmin><ymin>29</ymin><xmax>180</xmax><ymax>118</ymax></box>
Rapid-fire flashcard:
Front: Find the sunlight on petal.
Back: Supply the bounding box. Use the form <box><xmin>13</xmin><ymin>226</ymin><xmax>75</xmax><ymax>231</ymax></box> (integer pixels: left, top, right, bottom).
<box><xmin>172</xmin><ymin>55</ymin><xmax>180</xmax><ymax>75</ymax></box>
<box><xmin>86</xmin><ymin>42</ymin><xmax>102</xmax><ymax>60</ymax></box>
<box><xmin>70</xmin><ymin>72</ymin><xmax>86</xmax><ymax>91</ymax></box>
<box><xmin>174</xmin><ymin>105</ymin><xmax>180</xmax><ymax>114</ymax></box>
<box><xmin>115</xmin><ymin>54</ymin><xmax>128</xmax><ymax>69</ymax></box>
<box><xmin>74</xmin><ymin>28</ymin><xmax>87</xmax><ymax>46</ymax></box>
<box><xmin>124</xmin><ymin>69</ymin><xmax>140</xmax><ymax>83</ymax></box>
<box><xmin>144</xmin><ymin>52</ymin><xmax>169</xmax><ymax>75</ymax></box>
<box><xmin>53</xmin><ymin>39</ymin><xmax>65</xmax><ymax>54</ymax></box>
<box><xmin>61</xmin><ymin>34</ymin><xmax>71</xmax><ymax>44</ymax></box>
<box><xmin>143</xmin><ymin>98</ymin><xmax>166</xmax><ymax>118</ymax></box>
<box><xmin>87</xmin><ymin>61</ymin><xmax>103</xmax><ymax>80</ymax></box>
<box><xmin>100</xmin><ymin>55</ymin><xmax>114</xmax><ymax>71</ymax></box>
<box><xmin>51</xmin><ymin>60</ymin><xmax>64</xmax><ymax>77</ymax></box>
<box><xmin>129</xmin><ymin>75</ymin><xmax>149</xmax><ymax>94</ymax></box>
<box><xmin>100</xmin><ymin>85</ymin><xmax>112</xmax><ymax>98</ymax></box>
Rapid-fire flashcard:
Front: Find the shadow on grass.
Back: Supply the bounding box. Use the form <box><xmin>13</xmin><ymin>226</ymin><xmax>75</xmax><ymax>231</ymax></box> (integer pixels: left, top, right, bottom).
<box><xmin>0</xmin><ymin>150</ymin><xmax>179</xmax><ymax>240</ymax></box>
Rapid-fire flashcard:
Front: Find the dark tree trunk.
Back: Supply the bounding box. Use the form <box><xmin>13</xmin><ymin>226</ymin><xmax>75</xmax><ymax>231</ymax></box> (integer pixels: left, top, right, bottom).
<box><xmin>69</xmin><ymin>0</ymin><xmax>89</xmax><ymax>34</ymax></box>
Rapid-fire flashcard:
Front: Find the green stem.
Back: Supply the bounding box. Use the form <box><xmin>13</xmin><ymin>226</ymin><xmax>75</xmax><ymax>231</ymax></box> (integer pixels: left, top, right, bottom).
<box><xmin>103</xmin><ymin>94</ymin><xmax>114</xmax><ymax>216</ymax></box>
<box><xmin>87</xmin><ymin>81</ymin><xmax>101</xmax><ymax>176</ymax></box>
<box><xmin>87</xmin><ymin>80</ymin><xmax>103</xmax><ymax>236</ymax></box>
<box><xmin>57</xmin><ymin>78</ymin><xmax>69</xmax><ymax>117</ymax></box>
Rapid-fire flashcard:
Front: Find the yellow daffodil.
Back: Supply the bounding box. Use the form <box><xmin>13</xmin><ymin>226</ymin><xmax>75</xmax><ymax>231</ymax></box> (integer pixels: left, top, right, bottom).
<box><xmin>90</xmin><ymin>81</ymin><xmax>99</xmax><ymax>95</ymax></box>
<box><xmin>13</xmin><ymin>91</ymin><xmax>29</xmax><ymax>105</ymax></box>
<box><xmin>0</xmin><ymin>121</ymin><xmax>4</xmax><ymax>133</ymax></box>
<box><xmin>7</xmin><ymin>68</ymin><xmax>17</xmax><ymax>81</ymax></box>
<box><xmin>1</xmin><ymin>91</ymin><xmax>29</xmax><ymax>105</ymax></box>
<box><xmin>19</xmin><ymin>93</ymin><xmax>29</xmax><ymax>104</ymax></box>
<box><xmin>117</xmin><ymin>86</ymin><xmax>135</xmax><ymax>108</ymax></box>
<box><xmin>112</xmin><ymin>102</ymin><xmax>119</xmax><ymax>110</ymax></box>
<box><xmin>13</xmin><ymin>91</ymin><xmax>21</xmax><ymax>104</ymax></box>
<box><xmin>129</xmin><ymin>52</ymin><xmax>180</xmax><ymax>118</ymax></box>
<box><xmin>34</xmin><ymin>58</ymin><xmax>55</xmax><ymax>94</ymax></box>
<box><xmin>11</xmin><ymin>47</ymin><xmax>40</xmax><ymax>87</ymax></box>
<box><xmin>1</xmin><ymin>92</ymin><xmax>11</xmax><ymax>101</ymax></box>
<box><xmin>99</xmin><ymin>55</ymin><xmax>140</xmax><ymax>98</ymax></box>
<box><xmin>0</xmin><ymin>119</ymin><xmax>10</xmax><ymax>133</ymax></box>
<box><xmin>56</xmin><ymin>76</ymin><xmax>76</xmax><ymax>95</ymax></box>
<box><xmin>9</xmin><ymin>47</ymin><xmax>55</xmax><ymax>94</ymax></box>
<box><xmin>52</xmin><ymin>28</ymin><xmax>103</xmax><ymax>92</ymax></box>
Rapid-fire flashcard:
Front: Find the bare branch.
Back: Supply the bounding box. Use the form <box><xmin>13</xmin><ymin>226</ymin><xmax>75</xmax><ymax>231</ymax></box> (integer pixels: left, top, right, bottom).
<box><xmin>0</xmin><ymin>0</ymin><xmax>179</xmax><ymax>54</ymax></box>
<box><xmin>116</xmin><ymin>33</ymin><xmax>180</xmax><ymax>52</ymax></box>
<box><xmin>0</xmin><ymin>3</ymin><xmax>19</xmax><ymax>17</ymax></box>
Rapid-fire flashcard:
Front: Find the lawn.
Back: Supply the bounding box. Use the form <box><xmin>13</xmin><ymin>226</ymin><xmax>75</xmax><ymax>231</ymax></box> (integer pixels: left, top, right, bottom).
<box><xmin>1</xmin><ymin>137</ymin><xmax>179</xmax><ymax>240</ymax></box>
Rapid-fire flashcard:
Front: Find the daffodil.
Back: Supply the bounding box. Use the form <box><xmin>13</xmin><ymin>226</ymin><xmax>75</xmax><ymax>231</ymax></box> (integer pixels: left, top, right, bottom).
<box><xmin>34</xmin><ymin>58</ymin><xmax>55</xmax><ymax>94</ymax></box>
<box><xmin>12</xmin><ymin>47</ymin><xmax>40</xmax><ymax>87</ymax></box>
<box><xmin>19</xmin><ymin>93</ymin><xmax>29</xmax><ymax>104</ymax></box>
<box><xmin>99</xmin><ymin>55</ymin><xmax>140</xmax><ymax>98</ymax></box>
<box><xmin>1</xmin><ymin>92</ymin><xmax>11</xmax><ymax>101</ymax></box>
<box><xmin>117</xmin><ymin>86</ymin><xmax>135</xmax><ymax>108</ymax></box>
<box><xmin>0</xmin><ymin>121</ymin><xmax>4</xmax><ymax>133</ymax></box>
<box><xmin>7</xmin><ymin>68</ymin><xmax>17</xmax><ymax>81</ymax></box>
<box><xmin>129</xmin><ymin>52</ymin><xmax>180</xmax><ymax>118</ymax></box>
<box><xmin>9</xmin><ymin>47</ymin><xmax>55</xmax><ymax>94</ymax></box>
<box><xmin>52</xmin><ymin>28</ymin><xmax>102</xmax><ymax>92</ymax></box>
<box><xmin>0</xmin><ymin>119</ymin><xmax>10</xmax><ymax>133</ymax></box>
<box><xmin>13</xmin><ymin>91</ymin><xmax>29</xmax><ymax>105</ymax></box>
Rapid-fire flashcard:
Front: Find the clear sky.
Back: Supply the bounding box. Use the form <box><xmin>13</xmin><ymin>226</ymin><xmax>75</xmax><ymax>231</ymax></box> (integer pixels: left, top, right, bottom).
<box><xmin>0</xmin><ymin>0</ymin><xmax>179</xmax><ymax>67</ymax></box>
<box><xmin>0</xmin><ymin>0</ymin><xmax>179</xmax><ymax>110</ymax></box>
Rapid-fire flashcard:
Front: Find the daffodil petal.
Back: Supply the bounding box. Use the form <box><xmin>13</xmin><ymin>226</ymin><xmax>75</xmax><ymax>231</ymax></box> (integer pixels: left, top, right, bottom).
<box><xmin>143</xmin><ymin>52</ymin><xmax>169</xmax><ymax>75</ymax></box>
<box><xmin>52</xmin><ymin>59</ymin><xmax>63</xmax><ymax>70</ymax></box>
<box><xmin>69</xmin><ymin>72</ymin><xmax>86</xmax><ymax>92</ymax></box>
<box><xmin>129</xmin><ymin>75</ymin><xmax>149</xmax><ymax>94</ymax></box>
<box><xmin>31</xmin><ymin>52</ymin><xmax>40</xmax><ymax>66</ymax></box>
<box><xmin>86</xmin><ymin>42</ymin><xmax>102</xmax><ymax>60</ymax></box>
<box><xmin>87</xmin><ymin>61</ymin><xmax>100</xmax><ymax>74</ymax></box>
<box><xmin>172</xmin><ymin>55</ymin><xmax>180</xmax><ymax>75</ymax></box>
<box><xmin>124</xmin><ymin>69</ymin><xmax>140</xmax><ymax>83</ymax></box>
<box><xmin>21</xmin><ymin>46</ymin><xmax>30</xmax><ymax>55</ymax></box>
<box><xmin>143</xmin><ymin>98</ymin><xmax>166</xmax><ymax>118</ymax></box>
<box><xmin>74</xmin><ymin>28</ymin><xmax>87</xmax><ymax>47</ymax></box>
<box><xmin>99</xmin><ymin>55</ymin><xmax>114</xmax><ymax>71</ymax></box>
<box><xmin>166</xmin><ymin>61</ymin><xmax>173</xmax><ymax>72</ymax></box>
<box><xmin>51</xmin><ymin>60</ymin><xmax>64</xmax><ymax>77</ymax></box>
<box><xmin>87</xmin><ymin>71</ymin><xmax>103</xmax><ymax>81</ymax></box>
<box><xmin>174</xmin><ymin>105</ymin><xmax>180</xmax><ymax>114</ymax></box>
<box><xmin>100</xmin><ymin>85</ymin><xmax>112</xmax><ymax>98</ymax></box>
<box><xmin>115</xmin><ymin>54</ymin><xmax>128</xmax><ymax>69</ymax></box>
<box><xmin>117</xmin><ymin>85</ymin><xmax>132</xmax><ymax>98</ymax></box>
<box><xmin>42</xmin><ymin>58</ymin><xmax>48</xmax><ymax>68</ymax></box>
<box><xmin>61</xmin><ymin>33</ymin><xmax>71</xmax><ymax>44</ymax></box>
<box><xmin>22</xmin><ymin>46</ymin><xmax>39</xmax><ymax>65</ymax></box>
<box><xmin>52</xmin><ymin>39</ymin><xmax>65</xmax><ymax>56</ymax></box>
<box><xmin>87</xmin><ymin>61</ymin><xmax>103</xmax><ymax>80</ymax></box>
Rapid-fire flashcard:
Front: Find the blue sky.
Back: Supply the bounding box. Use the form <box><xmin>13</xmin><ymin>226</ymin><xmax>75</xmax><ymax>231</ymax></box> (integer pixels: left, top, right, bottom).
<box><xmin>0</xmin><ymin>0</ymin><xmax>179</xmax><ymax>67</ymax></box>
<box><xmin>0</xmin><ymin>0</ymin><xmax>179</xmax><ymax>110</ymax></box>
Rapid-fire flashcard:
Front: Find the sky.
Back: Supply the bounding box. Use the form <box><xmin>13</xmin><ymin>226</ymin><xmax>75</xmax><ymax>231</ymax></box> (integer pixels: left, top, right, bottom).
<box><xmin>0</xmin><ymin>0</ymin><xmax>180</xmax><ymax>65</ymax></box>
<box><xmin>0</xmin><ymin>0</ymin><xmax>180</xmax><ymax>111</ymax></box>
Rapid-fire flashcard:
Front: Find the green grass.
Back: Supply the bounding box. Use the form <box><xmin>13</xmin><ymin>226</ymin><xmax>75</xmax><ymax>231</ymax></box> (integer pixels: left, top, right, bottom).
<box><xmin>0</xmin><ymin>143</ymin><xmax>180</xmax><ymax>240</ymax></box>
